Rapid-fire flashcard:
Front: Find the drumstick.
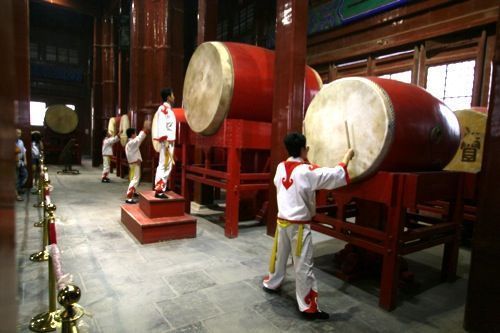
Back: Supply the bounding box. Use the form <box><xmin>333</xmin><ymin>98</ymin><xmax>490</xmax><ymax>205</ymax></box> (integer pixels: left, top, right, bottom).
<box><xmin>344</xmin><ymin>120</ymin><xmax>351</xmax><ymax>149</ymax></box>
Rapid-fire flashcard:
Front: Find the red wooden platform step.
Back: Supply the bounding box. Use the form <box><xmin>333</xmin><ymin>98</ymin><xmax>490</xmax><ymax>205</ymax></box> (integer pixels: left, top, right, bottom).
<box><xmin>121</xmin><ymin>190</ymin><xmax>196</xmax><ymax>244</ymax></box>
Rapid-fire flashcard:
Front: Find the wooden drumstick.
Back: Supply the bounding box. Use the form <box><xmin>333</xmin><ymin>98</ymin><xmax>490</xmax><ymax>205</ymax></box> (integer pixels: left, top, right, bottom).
<box><xmin>344</xmin><ymin>120</ymin><xmax>351</xmax><ymax>149</ymax></box>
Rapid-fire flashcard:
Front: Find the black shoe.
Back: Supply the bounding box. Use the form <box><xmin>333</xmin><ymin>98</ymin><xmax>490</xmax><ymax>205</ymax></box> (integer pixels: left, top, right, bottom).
<box><xmin>155</xmin><ymin>192</ymin><xmax>169</xmax><ymax>199</ymax></box>
<box><xmin>301</xmin><ymin>311</ymin><xmax>330</xmax><ymax>321</ymax></box>
<box><xmin>125</xmin><ymin>198</ymin><xmax>137</xmax><ymax>204</ymax></box>
<box><xmin>262</xmin><ymin>286</ymin><xmax>280</xmax><ymax>294</ymax></box>
<box><xmin>101</xmin><ymin>178</ymin><xmax>110</xmax><ymax>183</ymax></box>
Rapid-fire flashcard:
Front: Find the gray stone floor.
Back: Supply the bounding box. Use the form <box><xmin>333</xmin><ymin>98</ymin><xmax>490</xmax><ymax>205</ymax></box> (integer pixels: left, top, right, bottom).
<box><xmin>16</xmin><ymin>160</ymin><xmax>471</xmax><ymax>332</ymax></box>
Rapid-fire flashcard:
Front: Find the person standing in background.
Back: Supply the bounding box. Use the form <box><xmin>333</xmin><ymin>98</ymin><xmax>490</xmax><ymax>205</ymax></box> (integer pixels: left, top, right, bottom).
<box><xmin>31</xmin><ymin>131</ymin><xmax>43</xmax><ymax>193</ymax></box>
<box><xmin>15</xmin><ymin>129</ymin><xmax>28</xmax><ymax>201</ymax></box>
<box><xmin>153</xmin><ymin>88</ymin><xmax>177</xmax><ymax>198</ymax></box>
<box><xmin>124</xmin><ymin>120</ymin><xmax>151</xmax><ymax>204</ymax></box>
<box><xmin>101</xmin><ymin>130</ymin><xmax>120</xmax><ymax>183</ymax></box>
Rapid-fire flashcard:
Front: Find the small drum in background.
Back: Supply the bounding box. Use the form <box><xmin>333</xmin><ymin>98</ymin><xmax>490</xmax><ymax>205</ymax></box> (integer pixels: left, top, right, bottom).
<box><xmin>183</xmin><ymin>41</ymin><xmax>322</xmax><ymax>135</ymax></box>
<box><xmin>107</xmin><ymin>115</ymin><xmax>131</xmax><ymax>147</ymax></box>
<box><xmin>444</xmin><ymin>108</ymin><xmax>487</xmax><ymax>173</ymax></box>
<box><xmin>45</xmin><ymin>105</ymin><xmax>78</xmax><ymax>134</ymax></box>
<box><xmin>119</xmin><ymin>114</ymin><xmax>130</xmax><ymax>147</ymax></box>
<box><xmin>304</xmin><ymin>77</ymin><xmax>461</xmax><ymax>181</ymax></box>
<box><xmin>152</xmin><ymin>108</ymin><xmax>185</xmax><ymax>152</ymax></box>
<box><xmin>107</xmin><ymin>117</ymin><xmax>117</xmax><ymax>136</ymax></box>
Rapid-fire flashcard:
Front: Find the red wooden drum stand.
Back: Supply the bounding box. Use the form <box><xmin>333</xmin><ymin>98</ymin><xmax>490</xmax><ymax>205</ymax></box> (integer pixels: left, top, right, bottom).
<box><xmin>311</xmin><ymin>171</ymin><xmax>464</xmax><ymax>310</ymax></box>
<box><xmin>182</xmin><ymin>119</ymin><xmax>271</xmax><ymax>238</ymax></box>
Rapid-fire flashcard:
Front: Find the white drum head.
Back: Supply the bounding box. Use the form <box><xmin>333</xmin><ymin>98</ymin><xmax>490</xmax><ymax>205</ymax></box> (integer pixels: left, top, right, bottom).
<box><xmin>151</xmin><ymin>111</ymin><xmax>160</xmax><ymax>153</ymax></box>
<box><xmin>107</xmin><ymin>117</ymin><xmax>116</xmax><ymax>136</ymax></box>
<box><xmin>444</xmin><ymin>109</ymin><xmax>486</xmax><ymax>173</ymax></box>
<box><xmin>119</xmin><ymin>114</ymin><xmax>130</xmax><ymax>147</ymax></box>
<box><xmin>304</xmin><ymin>77</ymin><xmax>395</xmax><ymax>181</ymax></box>
<box><xmin>45</xmin><ymin>105</ymin><xmax>78</xmax><ymax>134</ymax></box>
<box><xmin>183</xmin><ymin>42</ymin><xmax>234</xmax><ymax>135</ymax></box>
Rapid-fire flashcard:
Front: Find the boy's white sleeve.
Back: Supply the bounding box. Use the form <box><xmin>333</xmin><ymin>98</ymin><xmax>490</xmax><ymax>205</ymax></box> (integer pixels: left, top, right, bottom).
<box><xmin>306</xmin><ymin>164</ymin><xmax>350</xmax><ymax>191</ymax></box>
<box><xmin>127</xmin><ymin>131</ymin><xmax>146</xmax><ymax>149</ymax></box>
<box><xmin>137</xmin><ymin>131</ymin><xmax>147</xmax><ymax>144</ymax></box>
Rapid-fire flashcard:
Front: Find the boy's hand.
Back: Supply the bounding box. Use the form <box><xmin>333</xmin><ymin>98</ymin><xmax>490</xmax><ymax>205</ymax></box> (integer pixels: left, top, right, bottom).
<box><xmin>143</xmin><ymin>120</ymin><xmax>152</xmax><ymax>131</ymax></box>
<box><xmin>342</xmin><ymin>148</ymin><xmax>355</xmax><ymax>165</ymax></box>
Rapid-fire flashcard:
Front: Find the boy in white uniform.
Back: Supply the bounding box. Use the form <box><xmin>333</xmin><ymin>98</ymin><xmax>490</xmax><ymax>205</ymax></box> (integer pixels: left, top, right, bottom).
<box><xmin>153</xmin><ymin>88</ymin><xmax>177</xmax><ymax>198</ymax></box>
<box><xmin>124</xmin><ymin>120</ymin><xmax>151</xmax><ymax>204</ymax></box>
<box><xmin>101</xmin><ymin>130</ymin><xmax>120</xmax><ymax>183</ymax></box>
<box><xmin>263</xmin><ymin>132</ymin><xmax>354</xmax><ymax>320</ymax></box>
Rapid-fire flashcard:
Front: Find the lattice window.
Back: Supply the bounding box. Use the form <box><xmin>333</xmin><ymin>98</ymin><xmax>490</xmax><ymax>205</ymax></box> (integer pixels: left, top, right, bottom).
<box><xmin>30</xmin><ymin>42</ymin><xmax>39</xmax><ymax>60</ymax></box>
<box><xmin>68</xmin><ymin>49</ymin><xmax>79</xmax><ymax>65</ymax></box>
<box><xmin>426</xmin><ymin>60</ymin><xmax>475</xmax><ymax>111</ymax></box>
<box><xmin>45</xmin><ymin>45</ymin><xmax>57</xmax><ymax>62</ymax></box>
<box><xmin>379</xmin><ymin>70</ymin><xmax>412</xmax><ymax>83</ymax></box>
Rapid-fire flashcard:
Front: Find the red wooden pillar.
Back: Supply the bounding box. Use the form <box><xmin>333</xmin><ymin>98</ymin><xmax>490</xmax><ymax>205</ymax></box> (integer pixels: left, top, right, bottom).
<box><xmin>1</xmin><ymin>1</ymin><xmax>29</xmax><ymax>330</ymax></box>
<box><xmin>197</xmin><ymin>0</ymin><xmax>218</xmax><ymax>45</ymax></box>
<box><xmin>266</xmin><ymin>0</ymin><xmax>309</xmax><ymax>236</ymax></box>
<box><xmin>14</xmin><ymin>0</ymin><xmax>32</xmax><ymax>187</ymax></box>
<box><xmin>129</xmin><ymin>0</ymin><xmax>184</xmax><ymax>182</ymax></box>
<box><xmin>464</xmin><ymin>13</ymin><xmax>500</xmax><ymax>332</ymax></box>
<box><xmin>92</xmin><ymin>14</ymin><xmax>117</xmax><ymax>167</ymax></box>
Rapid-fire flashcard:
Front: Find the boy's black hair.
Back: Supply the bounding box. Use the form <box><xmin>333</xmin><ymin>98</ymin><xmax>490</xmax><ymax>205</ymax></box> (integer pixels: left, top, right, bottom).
<box><xmin>126</xmin><ymin>128</ymin><xmax>136</xmax><ymax>139</ymax></box>
<box><xmin>161</xmin><ymin>88</ymin><xmax>173</xmax><ymax>102</ymax></box>
<box><xmin>284</xmin><ymin>132</ymin><xmax>306</xmax><ymax>158</ymax></box>
<box><xmin>31</xmin><ymin>131</ymin><xmax>42</xmax><ymax>143</ymax></box>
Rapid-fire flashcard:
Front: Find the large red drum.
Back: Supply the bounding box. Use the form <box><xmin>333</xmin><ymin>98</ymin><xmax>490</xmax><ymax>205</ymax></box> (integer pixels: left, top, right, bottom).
<box><xmin>183</xmin><ymin>42</ymin><xmax>322</xmax><ymax>135</ymax></box>
<box><xmin>304</xmin><ymin>77</ymin><xmax>461</xmax><ymax>181</ymax></box>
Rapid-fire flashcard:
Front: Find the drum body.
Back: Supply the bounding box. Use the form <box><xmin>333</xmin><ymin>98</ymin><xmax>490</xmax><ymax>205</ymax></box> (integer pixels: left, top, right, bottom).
<box><xmin>183</xmin><ymin>42</ymin><xmax>322</xmax><ymax>135</ymax></box>
<box><xmin>45</xmin><ymin>105</ymin><xmax>78</xmax><ymax>134</ymax></box>
<box><xmin>304</xmin><ymin>77</ymin><xmax>460</xmax><ymax>181</ymax></box>
<box><xmin>444</xmin><ymin>108</ymin><xmax>487</xmax><ymax>173</ymax></box>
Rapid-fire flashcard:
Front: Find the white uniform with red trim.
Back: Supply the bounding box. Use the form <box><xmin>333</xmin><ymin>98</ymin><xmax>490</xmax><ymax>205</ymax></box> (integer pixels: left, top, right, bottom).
<box><xmin>154</xmin><ymin>102</ymin><xmax>177</xmax><ymax>193</ymax></box>
<box><xmin>102</xmin><ymin>135</ymin><xmax>119</xmax><ymax>179</ymax></box>
<box><xmin>263</xmin><ymin>157</ymin><xmax>349</xmax><ymax>313</ymax></box>
<box><xmin>125</xmin><ymin>130</ymin><xmax>147</xmax><ymax>198</ymax></box>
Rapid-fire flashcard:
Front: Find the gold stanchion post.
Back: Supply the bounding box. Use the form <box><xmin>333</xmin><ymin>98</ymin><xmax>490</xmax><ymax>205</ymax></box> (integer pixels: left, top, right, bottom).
<box><xmin>55</xmin><ymin>285</ymin><xmax>85</xmax><ymax>333</ymax></box>
<box><xmin>29</xmin><ymin>214</ymin><xmax>59</xmax><ymax>332</ymax></box>
<box><xmin>29</xmin><ymin>203</ymin><xmax>56</xmax><ymax>262</ymax></box>
<box><xmin>34</xmin><ymin>165</ymin><xmax>48</xmax><ymax>208</ymax></box>
<box><xmin>34</xmin><ymin>168</ymin><xmax>47</xmax><ymax>228</ymax></box>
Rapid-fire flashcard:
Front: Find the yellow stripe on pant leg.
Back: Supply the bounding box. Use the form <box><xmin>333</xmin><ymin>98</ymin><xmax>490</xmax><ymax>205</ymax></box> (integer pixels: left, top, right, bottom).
<box><xmin>269</xmin><ymin>219</ymin><xmax>293</xmax><ymax>273</ymax></box>
<box><xmin>269</xmin><ymin>226</ymin><xmax>279</xmax><ymax>274</ymax></box>
<box><xmin>129</xmin><ymin>165</ymin><xmax>135</xmax><ymax>181</ymax></box>
<box><xmin>295</xmin><ymin>224</ymin><xmax>304</xmax><ymax>257</ymax></box>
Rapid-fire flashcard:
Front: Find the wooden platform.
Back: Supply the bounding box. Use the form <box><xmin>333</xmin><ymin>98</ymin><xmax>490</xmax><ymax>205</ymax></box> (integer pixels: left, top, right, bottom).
<box><xmin>139</xmin><ymin>191</ymin><xmax>185</xmax><ymax>218</ymax></box>
<box><xmin>121</xmin><ymin>191</ymin><xmax>196</xmax><ymax>244</ymax></box>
